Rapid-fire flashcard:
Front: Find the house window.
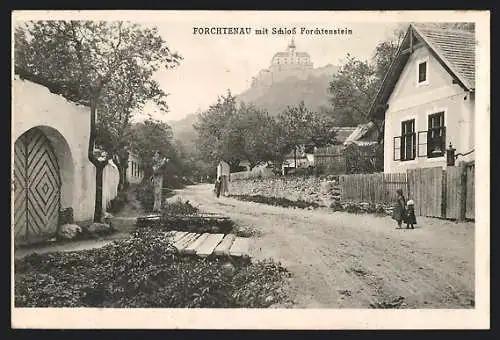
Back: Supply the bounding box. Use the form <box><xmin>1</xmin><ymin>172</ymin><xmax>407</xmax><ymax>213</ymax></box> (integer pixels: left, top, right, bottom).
<box><xmin>427</xmin><ymin>111</ymin><xmax>446</xmax><ymax>158</ymax></box>
<box><xmin>401</xmin><ymin>119</ymin><xmax>416</xmax><ymax>161</ymax></box>
<box><xmin>418</xmin><ymin>61</ymin><xmax>427</xmax><ymax>83</ymax></box>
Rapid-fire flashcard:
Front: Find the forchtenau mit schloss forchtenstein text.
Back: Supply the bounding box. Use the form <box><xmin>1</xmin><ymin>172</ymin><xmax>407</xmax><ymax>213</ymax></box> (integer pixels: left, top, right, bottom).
<box><xmin>192</xmin><ymin>26</ymin><xmax>353</xmax><ymax>36</ymax></box>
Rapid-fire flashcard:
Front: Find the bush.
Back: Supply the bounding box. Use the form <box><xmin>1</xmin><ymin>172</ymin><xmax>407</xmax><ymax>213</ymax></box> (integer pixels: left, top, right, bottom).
<box><xmin>162</xmin><ymin>198</ymin><xmax>200</xmax><ymax>216</ymax></box>
<box><xmin>136</xmin><ymin>182</ymin><xmax>155</xmax><ymax>212</ymax></box>
<box><xmin>345</xmin><ymin>143</ymin><xmax>384</xmax><ymax>174</ymax></box>
<box><xmin>230</xmin><ymin>194</ymin><xmax>321</xmax><ymax>210</ymax></box>
<box><xmin>108</xmin><ymin>191</ymin><xmax>128</xmax><ymax>214</ymax></box>
<box><xmin>15</xmin><ymin>229</ymin><xmax>291</xmax><ymax>308</ymax></box>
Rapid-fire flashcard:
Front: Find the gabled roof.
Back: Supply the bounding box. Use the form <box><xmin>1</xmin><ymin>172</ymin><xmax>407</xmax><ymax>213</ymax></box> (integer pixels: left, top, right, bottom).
<box><xmin>369</xmin><ymin>23</ymin><xmax>476</xmax><ymax>119</ymax></box>
<box><xmin>413</xmin><ymin>24</ymin><xmax>475</xmax><ymax>88</ymax></box>
<box><xmin>344</xmin><ymin>122</ymin><xmax>378</xmax><ymax>145</ymax></box>
<box><xmin>333</xmin><ymin>126</ymin><xmax>357</xmax><ymax>143</ymax></box>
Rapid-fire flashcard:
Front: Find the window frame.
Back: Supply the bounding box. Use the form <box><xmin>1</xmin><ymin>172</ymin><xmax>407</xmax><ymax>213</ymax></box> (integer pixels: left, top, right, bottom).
<box><xmin>400</xmin><ymin>119</ymin><xmax>417</xmax><ymax>162</ymax></box>
<box><xmin>416</xmin><ymin>56</ymin><xmax>430</xmax><ymax>87</ymax></box>
<box><xmin>427</xmin><ymin>111</ymin><xmax>446</xmax><ymax>158</ymax></box>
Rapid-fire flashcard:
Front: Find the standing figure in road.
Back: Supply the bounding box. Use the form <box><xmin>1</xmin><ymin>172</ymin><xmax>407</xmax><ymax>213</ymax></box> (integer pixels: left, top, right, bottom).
<box><xmin>405</xmin><ymin>199</ymin><xmax>417</xmax><ymax>229</ymax></box>
<box><xmin>214</xmin><ymin>176</ymin><xmax>223</xmax><ymax>198</ymax></box>
<box><xmin>216</xmin><ymin>160</ymin><xmax>231</xmax><ymax>197</ymax></box>
<box><xmin>392</xmin><ymin>188</ymin><xmax>407</xmax><ymax>229</ymax></box>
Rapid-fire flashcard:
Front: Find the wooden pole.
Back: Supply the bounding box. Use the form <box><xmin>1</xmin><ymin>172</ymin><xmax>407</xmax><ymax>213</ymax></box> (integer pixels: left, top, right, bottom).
<box><xmin>153</xmin><ymin>173</ymin><xmax>163</xmax><ymax>212</ymax></box>
<box><xmin>441</xmin><ymin>169</ymin><xmax>447</xmax><ymax>218</ymax></box>
<box><xmin>457</xmin><ymin>161</ymin><xmax>467</xmax><ymax>222</ymax></box>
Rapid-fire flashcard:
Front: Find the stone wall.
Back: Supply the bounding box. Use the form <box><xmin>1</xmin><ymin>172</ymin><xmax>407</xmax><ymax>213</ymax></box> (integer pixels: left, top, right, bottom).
<box><xmin>229</xmin><ymin>176</ymin><xmax>395</xmax><ymax>215</ymax></box>
<box><xmin>229</xmin><ymin>176</ymin><xmax>340</xmax><ymax>207</ymax></box>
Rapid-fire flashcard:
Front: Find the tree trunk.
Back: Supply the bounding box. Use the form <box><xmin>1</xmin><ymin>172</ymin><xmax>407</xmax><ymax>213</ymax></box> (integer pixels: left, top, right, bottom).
<box><xmin>153</xmin><ymin>173</ymin><xmax>163</xmax><ymax>212</ymax></box>
<box><xmin>93</xmin><ymin>163</ymin><xmax>107</xmax><ymax>222</ymax></box>
<box><xmin>113</xmin><ymin>154</ymin><xmax>130</xmax><ymax>192</ymax></box>
<box><xmin>88</xmin><ymin>98</ymin><xmax>103</xmax><ymax>223</ymax></box>
<box><xmin>142</xmin><ymin>167</ymin><xmax>154</xmax><ymax>185</ymax></box>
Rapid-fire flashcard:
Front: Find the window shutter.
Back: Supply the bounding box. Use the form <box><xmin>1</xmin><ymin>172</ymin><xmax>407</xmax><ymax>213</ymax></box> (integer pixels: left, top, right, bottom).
<box><xmin>412</xmin><ymin>133</ymin><xmax>417</xmax><ymax>159</ymax></box>
<box><xmin>441</xmin><ymin>126</ymin><xmax>446</xmax><ymax>152</ymax></box>
<box><xmin>393</xmin><ymin>136</ymin><xmax>401</xmax><ymax>161</ymax></box>
<box><xmin>418</xmin><ymin>131</ymin><xmax>428</xmax><ymax>157</ymax></box>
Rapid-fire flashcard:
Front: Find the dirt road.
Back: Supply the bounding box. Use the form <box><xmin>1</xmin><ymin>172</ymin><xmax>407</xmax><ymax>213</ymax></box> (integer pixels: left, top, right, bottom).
<box><xmin>174</xmin><ymin>184</ymin><xmax>475</xmax><ymax>309</ymax></box>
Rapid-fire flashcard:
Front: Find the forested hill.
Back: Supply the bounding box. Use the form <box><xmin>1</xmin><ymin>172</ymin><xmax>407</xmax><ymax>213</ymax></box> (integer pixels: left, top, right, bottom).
<box><xmin>170</xmin><ymin>64</ymin><xmax>339</xmax><ymax>154</ymax></box>
<box><xmin>236</xmin><ymin>64</ymin><xmax>338</xmax><ymax>117</ymax></box>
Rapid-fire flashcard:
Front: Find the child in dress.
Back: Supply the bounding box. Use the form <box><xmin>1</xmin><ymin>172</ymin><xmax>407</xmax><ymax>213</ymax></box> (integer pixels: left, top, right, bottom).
<box><xmin>405</xmin><ymin>199</ymin><xmax>417</xmax><ymax>229</ymax></box>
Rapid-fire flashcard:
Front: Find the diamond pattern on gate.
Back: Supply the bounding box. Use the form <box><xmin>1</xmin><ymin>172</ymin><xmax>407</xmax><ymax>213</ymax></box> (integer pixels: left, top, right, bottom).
<box><xmin>14</xmin><ymin>128</ymin><xmax>61</xmax><ymax>243</ymax></box>
<box><xmin>32</xmin><ymin>165</ymin><xmax>58</xmax><ymax>208</ymax></box>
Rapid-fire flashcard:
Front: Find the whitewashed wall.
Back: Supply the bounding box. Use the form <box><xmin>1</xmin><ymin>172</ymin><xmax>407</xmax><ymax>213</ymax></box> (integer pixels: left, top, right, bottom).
<box><xmin>383</xmin><ymin>46</ymin><xmax>475</xmax><ymax>173</ymax></box>
<box><xmin>12</xmin><ymin>76</ymin><xmax>120</xmax><ymax>222</ymax></box>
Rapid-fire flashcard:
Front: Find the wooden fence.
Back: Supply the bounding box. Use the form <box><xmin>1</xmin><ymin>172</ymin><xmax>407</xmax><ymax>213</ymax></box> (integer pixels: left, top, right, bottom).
<box><xmin>339</xmin><ymin>161</ymin><xmax>475</xmax><ymax>220</ymax></box>
<box><xmin>465</xmin><ymin>162</ymin><xmax>475</xmax><ymax>220</ymax></box>
<box><xmin>407</xmin><ymin>167</ymin><xmax>444</xmax><ymax>218</ymax></box>
<box><xmin>314</xmin><ymin>145</ymin><xmax>346</xmax><ymax>174</ymax></box>
<box><xmin>339</xmin><ymin>172</ymin><xmax>408</xmax><ymax>204</ymax></box>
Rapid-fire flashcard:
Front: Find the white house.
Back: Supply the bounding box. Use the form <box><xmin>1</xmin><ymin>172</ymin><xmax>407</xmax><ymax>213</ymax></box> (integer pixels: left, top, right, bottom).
<box><xmin>369</xmin><ymin>24</ymin><xmax>475</xmax><ymax>173</ymax></box>
<box><xmin>12</xmin><ymin>75</ymin><xmax>119</xmax><ymax>245</ymax></box>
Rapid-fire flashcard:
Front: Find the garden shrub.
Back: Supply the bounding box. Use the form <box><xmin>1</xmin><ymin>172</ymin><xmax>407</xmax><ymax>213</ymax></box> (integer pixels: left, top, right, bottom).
<box><xmin>162</xmin><ymin>198</ymin><xmax>200</xmax><ymax>216</ymax></box>
<box><xmin>136</xmin><ymin>181</ymin><xmax>155</xmax><ymax>212</ymax></box>
<box><xmin>158</xmin><ymin>199</ymin><xmax>235</xmax><ymax>234</ymax></box>
<box><xmin>344</xmin><ymin>143</ymin><xmax>384</xmax><ymax>174</ymax></box>
<box><xmin>108</xmin><ymin>191</ymin><xmax>128</xmax><ymax>214</ymax></box>
<box><xmin>15</xmin><ymin>228</ymin><xmax>291</xmax><ymax>308</ymax></box>
<box><xmin>230</xmin><ymin>194</ymin><xmax>321</xmax><ymax>210</ymax></box>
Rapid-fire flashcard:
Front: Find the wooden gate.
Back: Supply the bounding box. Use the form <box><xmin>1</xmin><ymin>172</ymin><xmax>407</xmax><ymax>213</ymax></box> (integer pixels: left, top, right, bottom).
<box><xmin>407</xmin><ymin>167</ymin><xmax>443</xmax><ymax>218</ymax></box>
<box><xmin>14</xmin><ymin>128</ymin><xmax>61</xmax><ymax>244</ymax></box>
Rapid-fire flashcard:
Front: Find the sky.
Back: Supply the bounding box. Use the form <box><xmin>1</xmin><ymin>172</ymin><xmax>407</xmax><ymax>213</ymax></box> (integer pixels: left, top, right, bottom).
<box><xmin>128</xmin><ymin>13</ymin><xmax>404</xmax><ymax>122</ymax></box>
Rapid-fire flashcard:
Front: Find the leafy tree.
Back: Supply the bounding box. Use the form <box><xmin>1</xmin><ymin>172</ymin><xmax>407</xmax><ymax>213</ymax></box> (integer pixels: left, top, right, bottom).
<box><xmin>328</xmin><ymin>54</ymin><xmax>378</xmax><ymax>127</ymax></box>
<box><xmin>194</xmin><ymin>92</ymin><xmax>296</xmax><ymax>171</ymax></box>
<box><xmin>194</xmin><ymin>91</ymin><xmax>244</xmax><ymax>170</ymax></box>
<box><xmin>235</xmin><ymin>103</ymin><xmax>281</xmax><ymax>169</ymax></box>
<box><xmin>130</xmin><ymin>118</ymin><xmax>177</xmax><ymax>182</ymax></box>
<box><xmin>96</xmin><ymin>60</ymin><xmax>169</xmax><ymax>191</ymax></box>
<box><xmin>14</xmin><ymin>20</ymin><xmax>181</xmax><ymax>222</ymax></box>
<box><xmin>277</xmin><ymin>101</ymin><xmax>336</xmax><ymax>167</ymax></box>
<box><xmin>328</xmin><ymin>28</ymin><xmax>404</xmax><ymax>143</ymax></box>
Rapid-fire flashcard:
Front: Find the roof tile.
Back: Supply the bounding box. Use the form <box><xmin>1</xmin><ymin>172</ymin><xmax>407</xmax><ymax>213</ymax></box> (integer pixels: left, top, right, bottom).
<box><xmin>414</xmin><ymin>25</ymin><xmax>476</xmax><ymax>88</ymax></box>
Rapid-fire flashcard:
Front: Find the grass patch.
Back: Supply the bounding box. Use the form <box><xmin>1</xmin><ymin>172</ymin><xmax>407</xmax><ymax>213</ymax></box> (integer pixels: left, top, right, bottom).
<box><xmin>229</xmin><ymin>194</ymin><xmax>321</xmax><ymax>210</ymax></box>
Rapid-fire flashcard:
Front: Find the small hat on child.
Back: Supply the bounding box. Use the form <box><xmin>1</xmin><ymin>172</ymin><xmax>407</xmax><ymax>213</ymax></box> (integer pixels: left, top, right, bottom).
<box><xmin>407</xmin><ymin>199</ymin><xmax>414</xmax><ymax>206</ymax></box>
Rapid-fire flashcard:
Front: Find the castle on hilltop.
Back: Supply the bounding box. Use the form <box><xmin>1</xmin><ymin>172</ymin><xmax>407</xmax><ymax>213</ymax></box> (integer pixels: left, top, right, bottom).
<box><xmin>269</xmin><ymin>38</ymin><xmax>314</xmax><ymax>72</ymax></box>
<box><xmin>250</xmin><ymin>39</ymin><xmax>331</xmax><ymax>88</ymax></box>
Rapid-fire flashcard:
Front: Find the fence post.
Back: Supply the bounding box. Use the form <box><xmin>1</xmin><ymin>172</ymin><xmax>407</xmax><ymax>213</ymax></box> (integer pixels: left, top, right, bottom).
<box><xmin>441</xmin><ymin>169</ymin><xmax>447</xmax><ymax>218</ymax></box>
<box><xmin>457</xmin><ymin>161</ymin><xmax>467</xmax><ymax>222</ymax></box>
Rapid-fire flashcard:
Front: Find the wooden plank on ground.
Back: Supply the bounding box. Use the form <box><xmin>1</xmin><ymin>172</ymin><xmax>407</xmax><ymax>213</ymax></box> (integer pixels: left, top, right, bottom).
<box><xmin>183</xmin><ymin>233</ymin><xmax>210</xmax><ymax>255</ymax></box>
<box><xmin>229</xmin><ymin>237</ymin><xmax>250</xmax><ymax>257</ymax></box>
<box><xmin>174</xmin><ymin>233</ymin><xmax>199</xmax><ymax>251</ymax></box>
<box><xmin>213</xmin><ymin>234</ymin><xmax>237</xmax><ymax>256</ymax></box>
<box><xmin>172</xmin><ymin>231</ymin><xmax>187</xmax><ymax>242</ymax></box>
<box><xmin>175</xmin><ymin>232</ymin><xmax>193</xmax><ymax>245</ymax></box>
<box><xmin>196</xmin><ymin>233</ymin><xmax>225</xmax><ymax>258</ymax></box>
